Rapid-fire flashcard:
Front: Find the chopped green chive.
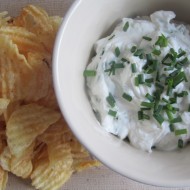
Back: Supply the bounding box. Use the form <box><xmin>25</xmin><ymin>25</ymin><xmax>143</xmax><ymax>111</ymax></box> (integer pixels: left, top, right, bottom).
<box><xmin>83</xmin><ymin>70</ymin><xmax>96</xmax><ymax>77</ymax></box>
<box><xmin>169</xmin><ymin>124</ymin><xmax>175</xmax><ymax>132</ymax></box>
<box><xmin>131</xmin><ymin>46</ymin><xmax>137</xmax><ymax>53</ymax></box>
<box><xmin>155</xmin><ymin>34</ymin><xmax>168</xmax><ymax>47</ymax></box>
<box><xmin>114</xmin><ymin>63</ymin><xmax>125</xmax><ymax>69</ymax></box>
<box><xmin>140</xmin><ymin>107</ymin><xmax>151</xmax><ymax>111</ymax></box>
<box><xmin>141</xmin><ymin>102</ymin><xmax>154</xmax><ymax>108</ymax></box>
<box><xmin>108</xmin><ymin>109</ymin><xmax>117</xmax><ymax>117</ymax></box>
<box><xmin>145</xmin><ymin>78</ymin><xmax>154</xmax><ymax>83</ymax></box>
<box><xmin>173</xmin><ymin>72</ymin><xmax>187</xmax><ymax>87</ymax></box>
<box><xmin>152</xmin><ymin>49</ymin><xmax>161</xmax><ymax>56</ymax></box>
<box><xmin>178</xmin><ymin>139</ymin><xmax>183</xmax><ymax>148</ymax></box>
<box><xmin>145</xmin><ymin>93</ymin><xmax>154</xmax><ymax>102</ymax></box>
<box><xmin>123</xmin><ymin>21</ymin><xmax>129</xmax><ymax>32</ymax></box>
<box><xmin>153</xmin><ymin>113</ymin><xmax>164</xmax><ymax>125</ymax></box>
<box><xmin>170</xmin><ymin>116</ymin><xmax>182</xmax><ymax>124</ymax></box>
<box><xmin>115</xmin><ymin>47</ymin><xmax>120</xmax><ymax>57</ymax></box>
<box><xmin>106</xmin><ymin>93</ymin><xmax>115</xmax><ymax>107</ymax></box>
<box><xmin>131</xmin><ymin>63</ymin><xmax>137</xmax><ymax>73</ymax></box>
<box><xmin>142</xmin><ymin>36</ymin><xmax>152</xmax><ymax>41</ymax></box>
<box><xmin>166</xmin><ymin>109</ymin><xmax>174</xmax><ymax>121</ymax></box>
<box><xmin>138</xmin><ymin>111</ymin><xmax>143</xmax><ymax>120</ymax></box>
<box><xmin>154</xmin><ymin>104</ymin><xmax>163</xmax><ymax>114</ymax></box>
<box><xmin>176</xmin><ymin>91</ymin><xmax>188</xmax><ymax>97</ymax></box>
<box><xmin>138</xmin><ymin>74</ymin><xmax>144</xmax><ymax>84</ymax></box>
<box><xmin>134</xmin><ymin>49</ymin><xmax>144</xmax><ymax>57</ymax></box>
<box><xmin>121</xmin><ymin>58</ymin><xmax>129</xmax><ymax>63</ymax></box>
<box><xmin>135</xmin><ymin>77</ymin><xmax>139</xmax><ymax>86</ymax></box>
<box><xmin>108</xmin><ymin>34</ymin><xmax>115</xmax><ymax>40</ymax></box>
<box><xmin>175</xmin><ymin>129</ymin><xmax>187</xmax><ymax>136</ymax></box>
<box><xmin>177</xmin><ymin>50</ymin><xmax>186</xmax><ymax>58</ymax></box>
<box><xmin>122</xmin><ymin>93</ymin><xmax>132</xmax><ymax>102</ymax></box>
<box><xmin>180</xmin><ymin>57</ymin><xmax>188</xmax><ymax>65</ymax></box>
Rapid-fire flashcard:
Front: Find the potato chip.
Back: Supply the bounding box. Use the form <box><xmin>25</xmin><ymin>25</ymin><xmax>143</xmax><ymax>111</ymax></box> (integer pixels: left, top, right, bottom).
<box><xmin>10</xmin><ymin>141</ymin><xmax>35</xmax><ymax>178</ymax></box>
<box><xmin>0</xmin><ymin>99</ymin><xmax>10</xmax><ymax>115</ymax></box>
<box><xmin>0</xmin><ymin>11</ymin><xmax>11</xmax><ymax>27</ymax></box>
<box><xmin>6</xmin><ymin>103</ymin><xmax>60</xmax><ymax>156</ymax></box>
<box><xmin>0</xmin><ymin>147</ymin><xmax>11</xmax><ymax>171</ymax></box>
<box><xmin>31</xmin><ymin>149</ymin><xmax>73</xmax><ymax>190</ymax></box>
<box><xmin>0</xmin><ymin>26</ymin><xmax>46</xmax><ymax>55</ymax></box>
<box><xmin>14</xmin><ymin>5</ymin><xmax>54</xmax><ymax>52</ymax></box>
<box><xmin>0</xmin><ymin>166</ymin><xmax>8</xmax><ymax>190</ymax></box>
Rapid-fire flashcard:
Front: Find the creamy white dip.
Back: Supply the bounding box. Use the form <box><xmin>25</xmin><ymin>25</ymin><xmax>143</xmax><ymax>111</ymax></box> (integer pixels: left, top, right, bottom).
<box><xmin>85</xmin><ymin>11</ymin><xmax>190</xmax><ymax>152</ymax></box>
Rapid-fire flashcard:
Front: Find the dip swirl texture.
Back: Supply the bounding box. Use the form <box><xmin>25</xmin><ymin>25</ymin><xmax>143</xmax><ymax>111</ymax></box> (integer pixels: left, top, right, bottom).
<box><xmin>85</xmin><ymin>11</ymin><xmax>190</xmax><ymax>152</ymax></box>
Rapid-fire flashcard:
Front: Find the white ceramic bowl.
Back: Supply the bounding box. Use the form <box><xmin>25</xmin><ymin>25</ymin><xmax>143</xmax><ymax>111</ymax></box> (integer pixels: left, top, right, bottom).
<box><xmin>53</xmin><ymin>0</ymin><xmax>190</xmax><ymax>187</ymax></box>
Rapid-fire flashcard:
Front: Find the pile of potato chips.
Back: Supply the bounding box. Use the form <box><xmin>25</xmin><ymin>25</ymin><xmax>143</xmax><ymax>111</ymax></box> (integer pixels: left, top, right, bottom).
<box><xmin>0</xmin><ymin>5</ymin><xmax>100</xmax><ymax>190</ymax></box>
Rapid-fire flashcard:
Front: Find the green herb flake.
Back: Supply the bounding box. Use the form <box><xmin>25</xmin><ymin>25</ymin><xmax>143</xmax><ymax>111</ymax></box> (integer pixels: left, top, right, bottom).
<box><xmin>138</xmin><ymin>74</ymin><xmax>144</xmax><ymax>84</ymax></box>
<box><xmin>175</xmin><ymin>128</ymin><xmax>187</xmax><ymax>136</ymax></box>
<box><xmin>106</xmin><ymin>93</ymin><xmax>116</xmax><ymax>108</ymax></box>
<box><xmin>145</xmin><ymin>93</ymin><xmax>154</xmax><ymax>102</ymax></box>
<box><xmin>155</xmin><ymin>34</ymin><xmax>168</xmax><ymax>48</ymax></box>
<box><xmin>83</xmin><ymin>70</ymin><xmax>96</xmax><ymax>77</ymax></box>
<box><xmin>169</xmin><ymin>124</ymin><xmax>175</xmax><ymax>132</ymax></box>
<box><xmin>170</xmin><ymin>116</ymin><xmax>182</xmax><ymax>124</ymax></box>
<box><xmin>141</xmin><ymin>102</ymin><xmax>154</xmax><ymax>108</ymax></box>
<box><xmin>115</xmin><ymin>47</ymin><xmax>120</xmax><ymax>57</ymax></box>
<box><xmin>108</xmin><ymin>109</ymin><xmax>117</xmax><ymax>117</ymax></box>
<box><xmin>123</xmin><ymin>21</ymin><xmax>129</xmax><ymax>32</ymax></box>
<box><xmin>131</xmin><ymin>46</ymin><xmax>137</xmax><ymax>53</ymax></box>
<box><xmin>178</xmin><ymin>139</ymin><xmax>183</xmax><ymax>148</ymax></box>
<box><xmin>153</xmin><ymin>113</ymin><xmax>164</xmax><ymax>125</ymax></box>
<box><xmin>142</xmin><ymin>36</ymin><xmax>152</xmax><ymax>41</ymax></box>
<box><xmin>122</xmin><ymin>93</ymin><xmax>132</xmax><ymax>102</ymax></box>
<box><xmin>131</xmin><ymin>63</ymin><xmax>137</xmax><ymax>73</ymax></box>
<box><xmin>152</xmin><ymin>49</ymin><xmax>161</xmax><ymax>56</ymax></box>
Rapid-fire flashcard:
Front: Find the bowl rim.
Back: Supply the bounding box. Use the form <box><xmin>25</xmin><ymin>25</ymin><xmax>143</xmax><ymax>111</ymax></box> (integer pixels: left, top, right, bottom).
<box><xmin>53</xmin><ymin>0</ymin><xmax>190</xmax><ymax>187</ymax></box>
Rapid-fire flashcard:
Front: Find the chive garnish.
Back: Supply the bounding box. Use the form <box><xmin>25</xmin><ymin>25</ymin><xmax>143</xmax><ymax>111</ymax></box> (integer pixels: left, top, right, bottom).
<box><xmin>108</xmin><ymin>109</ymin><xmax>117</xmax><ymax>117</ymax></box>
<box><xmin>114</xmin><ymin>63</ymin><xmax>125</xmax><ymax>69</ymax></box>
<box><xmin>180</xmin><ymin>57</ymin><xmax>188</xmax><ymax>65</ymax></box>
<box><xmin>123</xmin><ymin>21</ymin><xmax>129</xmax><ymax>32</ymax></box>
<box><xmin>175</xmin><ymin>129</ymin><xmax>187</xmax><ymax>136</ymax></box>
<box><xmin>138</xmin><ymin>74</ymin><xmax>144</xmax><ymax>84</ymax></box>
<box><xmin>145</xmin><ymin>78</ymin><xmax>154</xmax><ymax>83</ymax></box>
<box><xmin>138</xmin><ymin>111</ymin><xmax>143</xmax><ymax>120</ymax></box>
<box><xmin>152</xmin><ymin>49</ymin><xmax>161</xmax><ymax>56</ymax></box>
<box><xmin>176</xmin><ymin>91</ymin><xmax>188</xmax><ymax>97</ymax></box>
<box><xmin>155</xmin><ymin>34</ymin><xmax>168</xmax><ymax>47</ymax></box>
<box><xmin>142</xmin><ymin>36</ymin><xmax>152</xmax><ymax>41</ymax></box>
<box><xmin>178</xmin><ymin>139</ymin><xmax>183</xmax><ymax>148</ymax></box>
<box><xmin>141</xmin><ymin>102</ymin><xmax>154</xmax><ymax>108</ymax></box>
<box><xmin>173</xmin><ymin>72</ymin><xmax>187</xmax><ymax>87</ymax></box>
<box><xmin>153</xmin><ymin>113</ymin><xmax>164</xmax><ymax>125</ymax></box>
<box><xmin>169</xmin><ymin>124</ymin><xmax>175</xmax><ymax>132</ymax></box>
<box><xmin>145</xmin><ymin>93</ymin><xmax>154</xmax><ymax>102</ymax></box>
<box><xmin>115</xmin><ymin>47</ymin><xmax>120</xmax><ymax>57</ymax></box>
<box><xmin>141</xmin><ymin>107</ymin><xmax>151</xmax><ymax>111</ymax></box>
<box><xmin>166</xmin><ymin>109</ymin><xmax>174</xmax><ymax>121</ymax></box>
<box><xmin>83</xmin><ymin>70</ymin><xmax>96</xmax><ymax>77</ymax></box>
<box><xmin>135</xmin><ymin>77</ymin><xmax>139</xmax><ymax>86</ymax></box>
<box><xmin>122</xmin><ymin>93</ymin><xmax>132</xmax><ymax>102</ymax></box>
<box><xmin>131</xmin><ymin>46</ymin><xmax>137</xmax><ymax>53</ymax></box>
<box><xmin>131</xmin><ymin>63</ymin><xmax>137</xmax><ymax>73</ymax></box>
<box><xmin>170</xmin><ymin>116</ymin><xmax>182</xmax><ymax>124</ymax></box>
<box><xmin>177</xmin><ymin>50</ymin><xmax>186</xmax><ymax>58</ymax></box>
<box><xmin>134</xmin><ymin>49</ymin><xmax>144</xmax><ymax>57</ymax></box>
<box><xmin>106</xmin><ymin>93</ymin><xmax>115</xmax><ymax>107</ymax></box>
<box><xmin>121</xmin><ymin>58</ymin><xmax>130</xmax><ymax>63</ymax></box>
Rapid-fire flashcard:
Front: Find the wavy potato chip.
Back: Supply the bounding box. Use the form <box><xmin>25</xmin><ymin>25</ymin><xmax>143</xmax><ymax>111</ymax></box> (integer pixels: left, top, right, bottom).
<box><xmin>0</xmin><ymin>147</ymin><xmax>11</xmax><ymax>171</ymax></box>
<box><xmin>31</xmin><ymin>149</ymin><xmax>73</xmax><ymax>190</ymax></box>
<box><xmin>0</xmin><ymin>166</ymin><xmax>8</xmax><ymax>190</ymax></box>
<box><xmin>0</xmin><ymin>26</ymin><xmax>46</xmax><ymax>54</ymax></box>
<box><xmin>10</xmin><ymin>141</ymin><xmax>35</xmax><ymax>178</ymax></box>
<box><xmin>6</xmin><ymin>103</ymin><xmax>60</xmax><ymax>156</ymax></box>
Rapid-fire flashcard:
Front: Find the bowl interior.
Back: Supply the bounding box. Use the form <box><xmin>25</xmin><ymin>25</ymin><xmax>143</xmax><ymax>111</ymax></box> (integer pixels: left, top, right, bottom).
<box><xmin>53</xmin><ymin>0</ymin><xmax>190</xmax><ymax>187</ymax></box>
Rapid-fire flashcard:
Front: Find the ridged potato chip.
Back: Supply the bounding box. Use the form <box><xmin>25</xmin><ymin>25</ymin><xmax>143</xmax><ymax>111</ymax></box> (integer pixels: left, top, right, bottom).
<box><xmin>0</xmin><ymin>166</ymin><xmax>8</xmax><ymax>190</ymax></box>
<box><xmin>0</xmin><ymin>147</ymin><xmax>11</xmax><ymax>171</ymax></box>
<box><xmin>10</xmin><ymin>141</ymin><xmax>35</xmax><ymax>178</ymax></box>
<box><xmin>6</xmin><ymin>103</ymin><xmax>60</xmax><ymax>156</ymax></box>
<box><xmin>0</xmin><ymin>99</ymin><xmax>10</xmax><ymax>115</ymax></box>
<box><xmin>31</xmin><ymin>147</ymin><xmax>73</xmax><ymax>190</ymax></box>
<box><xmin>14</xmin><ymin>5</ymin><xmax>54</xmax><ymax>52</ymax></box>
<box><xmin>0</xmin><ymin>26</ymin><xmax>46</xmax><ymax>55</ymax></box>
